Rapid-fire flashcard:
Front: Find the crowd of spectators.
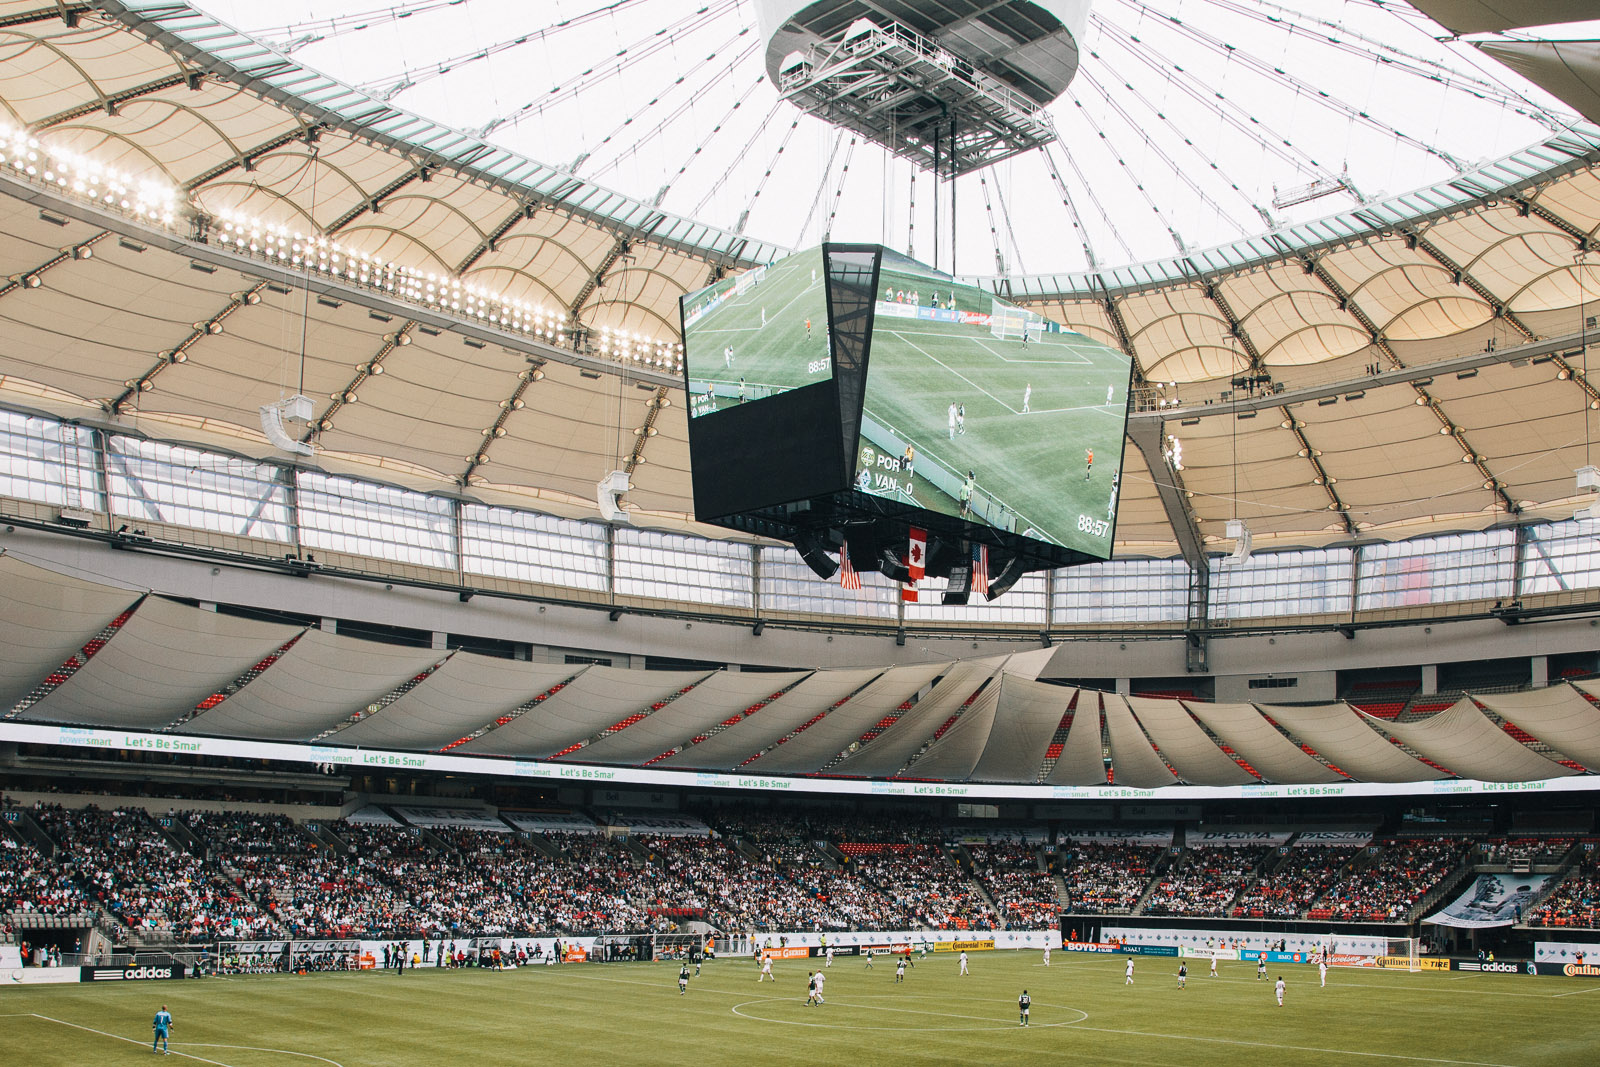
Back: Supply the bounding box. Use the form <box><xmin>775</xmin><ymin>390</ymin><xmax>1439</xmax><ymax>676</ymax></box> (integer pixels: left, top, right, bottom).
<box><xmin>186</xmin><ymin>811</ymin><xmax>317</xmax><ymax>856</ymax></box>
<box><xmin>1232</xmin><ymin>846</ymin><xmax>1362</xmax><ymax>918</ymax></box>
<box><xmin>848</xmin><ymin>844</ymin><xmax>997</xmax><ymax>929</ymax></box>
<box><xmin>0</xmin><ymin>830</ymin><xmax>91</xmax><ymax>916</ymax></box>
<box><xmin>1529</xmin><ymin>852</ymin><xmax>1599</xmax><ymax>928</ymax></box>
<box><xmin>17</xmin><ymin>801</ymin><xmax>1576</xmax><ymax>940</ymax></box>
<box><xmin>1142</xmin><ymin>846</ymin><xmax>1271</xmax><ymax>917</ymax></box>
<box><xmin>1057</xmin><ymin>843</ymin><xmax>1167</xmax><ymax>913</ymax></box>
<box><xmin>1319</xmin><ymin>838</ymin><xmax>1467</xmax><ymax>921</ymax></box>
<box><xmin>34</xmin><ymin>805</ymin><xmax>275</xmax><ymax>942</ymax></box>
<box><xmin>966</xmin><ymin>844</ymin><xmax>1058</xmax><ymax>929</ymax></box>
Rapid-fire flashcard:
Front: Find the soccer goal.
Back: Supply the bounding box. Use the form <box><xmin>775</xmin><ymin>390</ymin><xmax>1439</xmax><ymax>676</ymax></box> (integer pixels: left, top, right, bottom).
<box><xmin>990</xmin><ymin>299</ymin><xmax>1045</xmax><ymax>341</ymax></box>
<box><xmin>1386</xmin><ymin>937</ymin><xmax>1421</xmax><ymax>972</ymax></box>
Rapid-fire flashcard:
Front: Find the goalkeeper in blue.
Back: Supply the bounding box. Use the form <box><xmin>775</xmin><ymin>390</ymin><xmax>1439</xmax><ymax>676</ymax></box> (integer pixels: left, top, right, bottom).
<box><xmin>152</xmin><ymin>1004</ymin><xmax>173</xmax><ymax>1054</ymax></box>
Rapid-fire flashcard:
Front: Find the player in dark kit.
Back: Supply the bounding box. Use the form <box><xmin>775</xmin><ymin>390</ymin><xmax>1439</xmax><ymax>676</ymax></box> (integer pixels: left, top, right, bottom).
<box><xmin>1018</xmin><ymin>990</ymin><xmax>1031</xmax><ymax>1026</ymax></box>
<box><xmin>679</xmin><ymin>961</ymin><xmax>691</xmax><ymax>994</ymax></box>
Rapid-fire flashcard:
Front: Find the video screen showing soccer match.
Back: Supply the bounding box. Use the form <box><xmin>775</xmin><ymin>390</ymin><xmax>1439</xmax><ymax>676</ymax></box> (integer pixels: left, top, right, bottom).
<box><xmin>852</xmin><ymin>250</ymin><xmax>1132</xmax><ymax>555</ymax></box>
<box><xmin>681</xmin><ymin>246</ymin><xmax>832</xmax><ymax>417</ymax></box>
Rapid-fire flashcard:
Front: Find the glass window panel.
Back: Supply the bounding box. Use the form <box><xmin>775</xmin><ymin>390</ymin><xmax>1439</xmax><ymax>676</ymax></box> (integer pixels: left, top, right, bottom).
<box><xmin>1521</xmin><ymin>520</ymin><xmax>1600</xmax><ymax>594</ymax></box>
<box><xmin>461</xmin><ymin>505</ymin><xmax>608</xmax><ymax>592</ymax></box>
<box><xmin>0</xmin><ymin>410</ymin><xmax>100</xmax><ymax>510</ymax></box>
<box><xmin>759</xmin><ymin>546</ymin><xmax>901</xmax><ymax>621</ymax></box>
<box><xmin>106</xmin><ymin>435</ymin><xmax>291</xmax><ymax>541</ymax></box>
<box><xmin>1211</xmin><ymin>548</ymin><xmax>1353</xmax><ymax>620</ymax></box>
<box><xmin>296</xmin><ymin>470</ymin><xmax>455</xmax><ymax>569</ymax></box>
<box><xmin>1356</xmin><ymin>529</ymin><xmax>1514</xmax><ymax>610</ymax></box>
<box><xmin>905</xmin><ymin>572</ymin><xmax>1047</xmax><ymax>625</ymax></box>
<box><xmin>613</xmin><ymin>527</ymin><xmax>752</xmax><ymax>608</ymax></box>
<box><xmin>1054</xmin><ymin>558</ymin><xmax>1189</xmax><ymax>624</ymax></box>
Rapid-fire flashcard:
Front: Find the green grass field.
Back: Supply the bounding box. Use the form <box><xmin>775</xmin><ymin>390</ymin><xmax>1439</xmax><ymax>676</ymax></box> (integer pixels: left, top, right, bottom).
<box><xmin>684</xmin><ymin>247</ymin><xmax>831</xmax><ymax>413</ymax></box>
<box><xmin>4</xmin><ymin>953</ymin><xmax>1592</xmax><ymax>1066</ymax></box>
<box><xmin>858</xmin><ymin>266</ymin><xmax>1129</xmax><ymax>550</ymax></box>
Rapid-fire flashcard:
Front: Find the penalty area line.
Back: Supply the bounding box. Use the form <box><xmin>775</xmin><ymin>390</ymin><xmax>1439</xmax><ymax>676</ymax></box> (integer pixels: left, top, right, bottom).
<box><xmin>24</xmin><ymin>1014</ymin><xmax>346</xmax><ymax>1067</ymax></box>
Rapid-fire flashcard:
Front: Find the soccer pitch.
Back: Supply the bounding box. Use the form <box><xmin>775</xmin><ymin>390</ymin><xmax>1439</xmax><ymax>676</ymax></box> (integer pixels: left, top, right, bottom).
<box><xmin>857</xmin><ymin>311</ymin><xmax>1129</xmax><ymax>551</ymax></box>
<box><xmin>683</xmin><ymin>247</ymin><xmax>831</xmax><ymax>415</ymax></box>
<box><xmin>3</xmin><ymin>953</ymin><xmax>1590</xmax><ymax>1066</ymax></box>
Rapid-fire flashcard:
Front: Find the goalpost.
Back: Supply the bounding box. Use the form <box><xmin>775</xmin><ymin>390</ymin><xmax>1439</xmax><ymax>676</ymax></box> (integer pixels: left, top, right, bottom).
<box><xmin>989</xmin><ymin>299</ymin><xmax>1045</xmax><ymax>342</ymax></box>
<box><xmin>1385</xmin><ymin>937</ymin><xmax>1421</xmax><ymax>972</ymax></box>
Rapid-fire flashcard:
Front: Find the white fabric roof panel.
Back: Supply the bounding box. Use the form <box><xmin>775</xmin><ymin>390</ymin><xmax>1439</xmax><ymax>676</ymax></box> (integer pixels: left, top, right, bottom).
<box><xmin>21</xmin><ymin>596</ymin><xmax>301</xmax><ymax>729</ymax></box>
<box><xmin>1495</xmin><ymin>682</ymin><xmax>1600</xmax><ymax>771</ymax></box>
<box><xmin>457</xmin><ymin>667</ymin><xmax>712</xmax><ymax>758</ymax></box>
<box><xmin>177</xmin><ymin>628</ymin><xmax>444</xmax><ymax>741</ymax></box>
<box><xmin>327</xmin><ymin>655</ymin><xmax>580</xmax><ymax>751</ymax></box>
<box><xmin>0</xmin><ymin>556</ymin><xmax>140</xmax><ymax>714</ymax></box>
<box><xmin>741</xmin><ymin>663</ymin><xmax>948</xmax><ymax>776</ymax></box>
<box><xmin>1127</xmin><ymin>696</ymin><xmax>1257</xmax><ymax>786</ymax></box>
<box><xmin>571</xmin><ymin>669</ymin><xmax>811</xmax><ymax>766</ymax></box>
<box><xmin>1102</xmin><ymin>694</ymin><xmax>1179</xmax><ymax>789</ymax></box>
<box><xmin>832</xmin><ymin>660</ymin><xmax>1000</xmax><ymax>777</ymax></box>
<box><xmin>1043</xmin><ymin>691</ymin><xmax>1106</xmax><ymax>786</ymax></box>
<box><xmin>1479</xmin><ymin>40</ymin><xmax>1600</xmax><ymax>129</ymax></box>
<box><xmin>1366</xmin><ymin>699</ymin><xmax>1579</xmax><ymax>783</ymax></box>
<box><xmin>655</xmin><ymin>668</ymin><xmax>885</xmax><ymax>771</ymax></box>
<box><xmin>1408</xmin><ymin>0</ymin><xmax>1597</xmax><ymax>34</ymax></box>
<box><xmin>903</xmin><ymin>683</ymin><xmax>1003</xmax><ymax>781</ymax></box>
<box><xmin>969</xmin><ymin>679</ymin><xmax>1076</xmax><ymax>783</ymax></box>
<box><xmin>1183</xmin><ymin>701</ymin><xmax>1344</xmax><ymax>785</ymax></box>
<box><xmin>1263</xmin><ymin>703</ymin><xmax>1444</xmax><ymax>782</ymax></box>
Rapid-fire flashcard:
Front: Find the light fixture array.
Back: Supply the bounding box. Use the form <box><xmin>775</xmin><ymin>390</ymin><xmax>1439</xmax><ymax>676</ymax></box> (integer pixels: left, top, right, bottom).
<box><xmin>0</xmin><ymin>123</ymin><xmax>686</xmax><ymax>373</ymax></box>
<box><xmin>0</xmin><ymin>124</ymin><xmax>176</xmax><ymax>225</ymax></box>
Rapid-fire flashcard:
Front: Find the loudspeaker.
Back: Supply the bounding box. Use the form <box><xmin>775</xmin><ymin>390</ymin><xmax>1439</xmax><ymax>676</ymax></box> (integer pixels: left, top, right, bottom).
<box><xmin>943</xmin><ymin>560</ymin><xmax>971</xmax><ymax>606</ymax></box>
<box><xmin>985</xmin><ymin>553</ymin><xmax>1029</xmax><ymax>601</ymax></box>
<box><xmin>793</xmin><ymin>530</ymin><xmax>838</xmax><ymax>580</ymax></box>
<box><xmin>878</xmin><ymin>544</ymin><xmax>909</xmax><ymax>584</ymax></box>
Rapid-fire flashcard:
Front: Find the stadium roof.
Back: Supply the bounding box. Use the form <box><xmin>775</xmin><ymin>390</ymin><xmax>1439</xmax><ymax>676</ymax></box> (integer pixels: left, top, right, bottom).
<box><xmin>1</xmin><ymin>1</ymin><xmax>1600</xmax><ymax>561</ymax></box>
<box><xmin>2</xmin><ymin>554</ymin><xmax>1596</xmax><ymax>789</ymax></box>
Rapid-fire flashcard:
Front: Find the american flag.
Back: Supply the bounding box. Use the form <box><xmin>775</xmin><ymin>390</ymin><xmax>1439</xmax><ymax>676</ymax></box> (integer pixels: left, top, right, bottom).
<box><xmin>971</xmin><ymin>543</ymin><xmax>989</xmax><ymax>597</ymax></box>
<box><xmin>839</xmin><ymin>540</ymin><xmax>862</xmax><ymax>590</ymax></box>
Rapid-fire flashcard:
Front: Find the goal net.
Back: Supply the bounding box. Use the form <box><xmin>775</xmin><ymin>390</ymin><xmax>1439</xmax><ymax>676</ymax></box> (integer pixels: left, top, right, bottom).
<box><xmin>1385</xmin><ymin>937</ymin><xmax>1421</xmax><ymax>972</ymax></box>
<box><xmin>990</xmin><ymin>299</ymin><xmax>1044</xmax><ymax>341</ymax></box>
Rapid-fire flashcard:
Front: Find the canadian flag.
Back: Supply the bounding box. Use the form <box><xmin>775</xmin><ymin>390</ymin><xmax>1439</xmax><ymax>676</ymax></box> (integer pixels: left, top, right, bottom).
<box><xmin>907</xmin><ymin>526</ymin><xmax>927</xmax><ymax>582</ymax></box>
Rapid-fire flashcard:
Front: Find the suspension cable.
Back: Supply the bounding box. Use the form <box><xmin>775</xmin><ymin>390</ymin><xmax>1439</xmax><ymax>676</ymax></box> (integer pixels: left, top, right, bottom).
<box><xmin>1042</xmin><ymin>139</ymin><xmax>1132</xmax><ymax>265</ymax></box>
<box><xmin>1106</xmin><ymin>0</ymin><xmax>1466</xmax><ymax>172</ymax></box>
<box><xmin>991</xmin><ymin>175</ymin><xmax>1028</xmax><ymax>276</ymax></box>
<box><xmin>1075</xmin><ymin>64</ymin><xmax>1258</xmax><ymax>234</ymax></box>
<box><xmin>648</xmin><ymin>71</ymin><xmax>766</xmax><ymax>209</ymax></box>
<box><xmin>476</xmin><ymin>0</ymin><xmax>739</xmax><ymax>137</ymax></box>
<box><xmin>822</xmin><ymin>136</ymin><xmax>858</xmax><ymax>241</ymax></box>
<box><xmin>797</xmin><ymin>130</ymin><xmax>846</xmax><ymax>249</ymax></box>
<box><xmin>693</xmin><ymin>101</ymin><xmax>792</xmax><ymax>228</ymax></box>
<box><xmin>583</xmin><ymin>36</ymin><xmax>758</xmax><ymax>180</ymax></box>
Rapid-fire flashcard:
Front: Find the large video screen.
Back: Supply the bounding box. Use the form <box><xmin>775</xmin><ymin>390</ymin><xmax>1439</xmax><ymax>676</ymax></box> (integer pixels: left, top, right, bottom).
<box><xmin>851</xmin><ymin>250</ymin><xmax>1133</xmax><ymax>556</ymax></box>
<box><xmin>681</xmin><ymin>246</ymin><xmax>830</xmax><ymax>417</ymax></box>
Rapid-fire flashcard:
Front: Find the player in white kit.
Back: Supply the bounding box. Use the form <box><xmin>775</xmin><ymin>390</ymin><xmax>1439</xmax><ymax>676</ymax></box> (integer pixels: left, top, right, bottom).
<box><xmin>1125</xmin><ymin>958</ymin><xmax>1135</xmax><ymax>985</ymax></box>
<box><xmin>958</xmin><ymin>950</ymin><xmax>969</xmax><ymax>976</ymax></box>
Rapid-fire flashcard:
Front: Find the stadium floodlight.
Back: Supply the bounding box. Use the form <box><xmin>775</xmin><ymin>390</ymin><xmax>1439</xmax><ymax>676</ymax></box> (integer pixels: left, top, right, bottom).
<box><xmin>259</xmin><ymin>394</ymin><xmax>315</xmax><ymax>456</ymax></box>
<box><xmin>596</xmin><ymin>469</ymin><xmax>632</xmax><ymax>524</ymax></box>
<box><xmin>1224</xmin><ymin>519</ymin><xmax>1252</xmax><ymax>565</ymax></box>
